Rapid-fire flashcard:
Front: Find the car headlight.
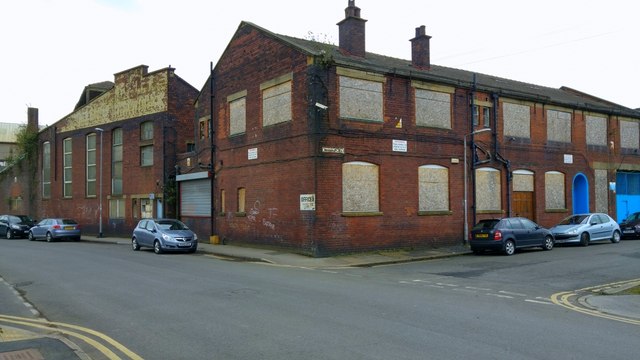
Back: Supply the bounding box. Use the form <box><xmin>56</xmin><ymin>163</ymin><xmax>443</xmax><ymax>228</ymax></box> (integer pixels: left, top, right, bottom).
<box><xmin>567</xmin><ymin>228</ymin><xmax>579</xmax><ymax>235</ymax></box>
<box><xmin>162</xmin><ymin>233</ymin><xmax>172</xmax><ymax>241</ymax></box>
<box><xmin>193</xmin><ymin>233</ymin><xmax>198</xmax><ymax>241</ymax></box>
<box><xmin>11</xmin><ymin>224</ymin><xmax>21</xmax><ymax>230</ymax></box>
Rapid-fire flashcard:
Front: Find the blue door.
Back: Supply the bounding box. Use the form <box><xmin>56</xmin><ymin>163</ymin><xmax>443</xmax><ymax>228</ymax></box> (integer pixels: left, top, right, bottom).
<box><xmin>616</xmin><ymin>172</ymin><xmax>640</xmax><ymax>222</ymax></box>
<box><xmin>572</xmin><ymin>173</ymin><xmax>589</xmax><ymax>214</ymax></box>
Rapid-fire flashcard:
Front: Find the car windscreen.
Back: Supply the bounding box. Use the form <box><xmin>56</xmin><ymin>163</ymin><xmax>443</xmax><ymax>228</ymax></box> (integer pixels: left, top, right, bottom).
<box><xmin>8</xmin><ymin>215</ymin><xmax>23</xmax><ymax>223</ymax></box>
<box><xmin>472</xmin><ymin>220</ymin><xmax>500</xmax><ymax>230</ymax></box>
<box><xmin>558</xmin><ymin>215</ymin><xmax>588</xmax><ymax>225</ymax></box>
<box><xmin>156</xmin><ymin>220</ymin><xmax>188</xmax><ymax>231</ymax></box>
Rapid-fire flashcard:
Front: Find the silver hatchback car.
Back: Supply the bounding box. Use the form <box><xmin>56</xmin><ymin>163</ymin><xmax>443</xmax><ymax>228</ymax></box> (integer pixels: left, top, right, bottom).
<box><xmin>132</xmin><ymin>219</ymin><xmax>198</xmax><ymax>254</ymax></box>
<box><xmin>28</xmin><ymin>218</ymin><xmax>82</xmax><ymax>242</ymax></box>
<box><xmin>550</xmin><ymin>213</ymin><xmax>621</xmax><ymax>246</ymax></box>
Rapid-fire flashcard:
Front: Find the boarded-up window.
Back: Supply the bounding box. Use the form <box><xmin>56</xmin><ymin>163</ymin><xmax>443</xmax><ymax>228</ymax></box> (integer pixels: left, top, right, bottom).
<box><xmin>342</xmin><ymin>162</ymin><xmax>379</xmax><ymax>212</ymax></box>
<box><xmin>545</xmin><ymin>171</ymin><xmax>566</xmax><ymax>210</ymax></box>
<box><xmin>237</xmin><ymin>188</ymin><xmax>246</xmax><ymax>213</ymax></box>
<box><xmin>262</xmin><ymin>80</ymin><xmax>291</xmax><ymax>127</ymax></box>
<box><xmin>594</xmin><ymin>169</ymin><xmax>608</xmax><ymax>214</ymax></box>
<box><xmin>339</xmin><ymin>76</ymin><xmax>383</xmax><ymax>122</ymax></box>
<box><xmin>503</xmin><ymin>102</ymin><xmax>531</xmax><ymax>139</ymax></box>
<box><xmin>475</xmin><ymin>167</ymin><xmax>501</xmax><ymax>211</ymax></box>
<box><xmin>547</xmin><ymin>109</ymin><xmax>572</xmax><ymax>143</ymax></box>
<box><xmin>620</xmin><ymin>119</ymin><xmax>640</xmax><ymax>149</ymax></box>
<box><xmin>229</xmin><ymin>96</ymin><xmax>246</xmax><ymax>135</ymax></box>
<box><xmin>220</xmin><ymin>189</ymin><xmax>226</xmax><ymax>213</ymax></box>
<box><xmin>419</xmin><ymin>165</ymin><xmax>449</xmax><ymax>211</ymax></box>
<box><xmin>415</xmin><ymin>89</ymin><xmax>451</xmax><ymax>129</ymax></box>
<box><xmin>586</xmin><ymin>115</ymin><xmax>607</xmax><ymax>146</ymax></box>
<box><xmin>512</xmin><ymin>170</ymin><xmax>534</xmax><ymax>192</ymax></box>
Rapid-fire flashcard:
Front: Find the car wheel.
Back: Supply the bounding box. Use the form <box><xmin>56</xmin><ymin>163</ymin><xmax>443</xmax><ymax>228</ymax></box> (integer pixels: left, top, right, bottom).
<box><xmin>542</xmin><ymin>236</ymin><xmax>554</xmax><ymax>251</ymax></box>
<box><xmin>504</xmin><ymin>240</ymin><xmax>515</xmax><ymax>256</ymax></box>
<box><xmin>6</xmin><ymin>230</ymin><xmax>12</xmax><ymax>239</ymax></box>
<box><xmin>132</xmin><ymin>237</ymin><xmax>140</xmax><ymax>251</ymax></box>
<box><xmin>580</xmin><ymin>232</ymin><xmax>589</xmax><ymax>247</ymax></box>
<box><xmin>611</xmin><ymin>230</ymin><xmax>621</xmax><ymax>244</ymax></box>
<box><xmin>28</xmin><ymin>232</ymin><xmax>35</xmax><ymax>241</ymax></box>
<box><xmin>153</xmin><ymin>240</ymin><xmax>163</xmax><ymax>254</ymax></box>
<box><xmin>46</xmin><ymin>232</ymin><xmax>53</xmax><ymax>243</ymax></box>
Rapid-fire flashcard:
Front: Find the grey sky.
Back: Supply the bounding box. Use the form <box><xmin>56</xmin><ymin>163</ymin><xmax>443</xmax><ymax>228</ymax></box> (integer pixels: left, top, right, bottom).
<box><xmin>2</xmin><ymin>0</ymin><xmax>638</xmax><ymax>125</ymax></box>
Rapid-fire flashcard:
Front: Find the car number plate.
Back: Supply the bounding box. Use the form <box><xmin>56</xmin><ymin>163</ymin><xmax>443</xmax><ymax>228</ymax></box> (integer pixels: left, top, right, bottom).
<box><xmin>475</xmin><ymin>234</ymin><xmax>488</xmax><ymax>238</ymax></box>
<box><xmin>178</xmin><ymin>242</ymin><xmax>192</xmax><ymax>248</ymax></box>
<box><xmin>623</xmin><ymin>230</ymin><xmax>634</xmax><ymax>234</ymax></box>
<box><xmin>64</xmin><ymin>226</ymin><xmax>75</xmax><ymax>230</ymax></box>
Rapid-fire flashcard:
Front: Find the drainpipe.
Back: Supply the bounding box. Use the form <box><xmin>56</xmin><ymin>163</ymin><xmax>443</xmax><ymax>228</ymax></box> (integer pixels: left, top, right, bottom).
<box><xmin>209</xmin><ymin>61</ymin><xmax>217</xmax><ymax>239</ymax></box>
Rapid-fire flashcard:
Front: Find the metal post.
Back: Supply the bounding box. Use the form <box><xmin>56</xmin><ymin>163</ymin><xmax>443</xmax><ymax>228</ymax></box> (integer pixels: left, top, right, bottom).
<box><xmin>464</xmin><ymin>128</ymin><xmax>491</xmax><ymax>244</ymax></box>
<box><xmin>95</xmin><ymin>128</ymin><xmax>104</xmax><ymax>238</ymax></box>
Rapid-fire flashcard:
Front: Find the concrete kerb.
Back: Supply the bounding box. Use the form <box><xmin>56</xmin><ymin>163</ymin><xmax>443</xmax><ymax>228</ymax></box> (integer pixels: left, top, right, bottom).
<box><xmin>79</xmin><ymin>235</ymin><xmax>472</xmax><ymax>268</ymax></box>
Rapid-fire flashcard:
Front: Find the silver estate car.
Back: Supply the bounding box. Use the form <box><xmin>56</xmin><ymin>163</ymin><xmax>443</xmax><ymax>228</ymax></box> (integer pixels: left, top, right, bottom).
<box><xmin>132</xmin><ymin>219</ymin><xmax>198</xmax><ymax>254</ymax></box>
<box><xmin>28</xmin><ymin>218</ymin><xmax>82</xmax><ymax>242</ymax></box>
<box><xmin>550</xmin><ymin>213</ymin><xmax>621</xmax><ymax>246</ymax></box>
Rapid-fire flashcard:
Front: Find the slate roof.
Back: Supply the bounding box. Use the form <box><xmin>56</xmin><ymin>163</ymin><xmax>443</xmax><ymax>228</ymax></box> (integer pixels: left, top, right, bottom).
<box><xmin>0</xmin><ymin>122</ymin><xmax>23</xmax><ymax>143</ymax></box>
<box><xmin>241</xmin><ymin>21</ymin><xmax>639</xmax><ymax>118</ymax></box>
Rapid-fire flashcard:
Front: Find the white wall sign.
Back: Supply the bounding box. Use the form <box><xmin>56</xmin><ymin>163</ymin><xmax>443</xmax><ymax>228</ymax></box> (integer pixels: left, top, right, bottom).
<box><xmin>564</xmin><ymin>154</ymin><xmax>573</xmax><ymax>164</ymax></box>
<box><xmin>322</xmin><ymin>147</ymin><xmax>345</xmax><ymax>154</ymax></box>
<box><xmin>248</xmin><ymin>148</ymin><xmax>258</xmax><ymax>160</ymax></box>
<box><xmin>300</xmin><ymin>194</ymin><xmax>316</xmax><ymax>211</ymax></box>
<box><xmin>392</xmin><ymin>139</ymin><xmax>407</xmax><ymax>152</ymax></box>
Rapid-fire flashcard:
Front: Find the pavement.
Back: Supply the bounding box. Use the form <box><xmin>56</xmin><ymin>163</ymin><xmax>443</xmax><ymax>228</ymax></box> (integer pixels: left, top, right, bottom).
<box><xmin>1</xmin><ymin>235</ymin><xmax>638</xmax><ymax>359</ymax></box>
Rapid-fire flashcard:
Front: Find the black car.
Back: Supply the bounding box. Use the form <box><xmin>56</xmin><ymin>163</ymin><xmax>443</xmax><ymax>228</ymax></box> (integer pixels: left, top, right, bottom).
<box><xmin>470</xmin><ymin>217</ymin><xmax>555</xmax><ymax>255</ymax></box>
<box><xmin>0</xmin><ymin>214</ymin><xmax>36</xmax><ymax>239</ymax></box>
<box><xmin>619</xmin><ymin>212</ymin><xmax>640</xmax><ymax>239</ymax></box>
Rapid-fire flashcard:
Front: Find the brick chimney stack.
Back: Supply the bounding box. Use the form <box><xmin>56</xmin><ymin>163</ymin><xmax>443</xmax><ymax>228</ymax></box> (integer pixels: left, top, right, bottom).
<box><xmin>27</xmin><ymin>107</ymin><xmax>39</xmax><ymax>132</ymax></box>
<box><xmin>337</xmin><ymin>0</ymin><xmax>367</xmax><ymax>57</ymax></box>
<box><xmin>410</xmin><ymin>25</ymin><xmax>432</xmax><ymax>69</ymax></box>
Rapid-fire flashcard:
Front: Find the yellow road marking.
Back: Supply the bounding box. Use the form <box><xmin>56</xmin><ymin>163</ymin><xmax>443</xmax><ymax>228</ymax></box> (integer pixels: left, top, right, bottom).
<box><xmin>550</xmin><ymin>279</ymin><xmax>640</xmax><ymax>326</ymax></box>
<box><xmin>0</xmin><ymin>314</ymin><xmax>143</xmax><ymax>360</ymax></box>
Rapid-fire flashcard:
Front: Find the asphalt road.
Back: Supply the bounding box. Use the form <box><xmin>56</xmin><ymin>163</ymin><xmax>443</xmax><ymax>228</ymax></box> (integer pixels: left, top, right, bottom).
<box><xmin>1</xmin><ymin>239</ymin><xmax>639</xmax><ymax>359</ymax></box>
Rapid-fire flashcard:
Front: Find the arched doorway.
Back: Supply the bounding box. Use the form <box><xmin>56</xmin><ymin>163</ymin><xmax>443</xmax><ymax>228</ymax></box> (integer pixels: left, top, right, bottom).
<box><xmin>572</xmin><ymin>173</ymin><xmax>589</xmax><ymax>214</ymax></box>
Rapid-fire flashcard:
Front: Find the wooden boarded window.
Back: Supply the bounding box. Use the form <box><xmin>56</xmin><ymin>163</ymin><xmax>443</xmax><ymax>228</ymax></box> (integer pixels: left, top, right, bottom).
<box><xmin>261</xmin><ymin>74</ymin><xmax>292</xmax><ymax>127</ymax></box>
<box><xmin>545</xmin><ymin>171</ymin><xmax>566</xmax><ymax>210</ymax></box>
<box><xmin>415</xmin><ymin>89</ymin><xmax>451</xmax><ymax>129</ymax></box>
<box><xmin>342</xmin><ymin>162</ymin><xmax>379</xmax><ymax>213</ymax></box>
<box><xmin>419</xmin><ymin>165</ymin><xmax>449</xmax><ymax>212</ymax></box>
<box><xmin>475</xmin><ymin>167</ymin><xmax>501</xmax><ymax>212</ymax></box>
<box><xmin>339</xmin><ymin>76</ymin><xmax>383</xmax><ymax>122</ymax></box>
<box><xmin>229</xmin><ymin>92</ymin><xmax>247</xmax><ymax>135</ymax></box>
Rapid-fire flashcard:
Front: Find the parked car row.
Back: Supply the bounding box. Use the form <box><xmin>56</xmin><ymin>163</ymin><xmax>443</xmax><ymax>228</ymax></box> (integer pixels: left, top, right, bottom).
<box><xmin>0</xmin><ymin>215</ymin><xmax>81</xmax><ymax>242</ymax></box>
<box><xmin>3</xmin><ymin>212</ymin><xmax>633</xmax><ymax>256</ymax></box>
<box><xmin>1</xmin><ymin>214</ymin><xmax>199</xmax><ymax>254</ymax></box>
<box><xmin>470</xmin><ymin>213</ymin><xmax>623</xmax><ymax>256</ymax></box>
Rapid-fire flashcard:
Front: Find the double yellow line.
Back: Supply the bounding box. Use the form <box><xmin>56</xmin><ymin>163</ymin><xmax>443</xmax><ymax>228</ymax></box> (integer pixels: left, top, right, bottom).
<box><xmin>550</xmin><ymin>279</ymin><xmax>640</xmax><ymax>326</ymax></box>
<box><xmin>0</xmin><ymin>314</ymin><xmax>142</xmax><ymax>360</ymax></box>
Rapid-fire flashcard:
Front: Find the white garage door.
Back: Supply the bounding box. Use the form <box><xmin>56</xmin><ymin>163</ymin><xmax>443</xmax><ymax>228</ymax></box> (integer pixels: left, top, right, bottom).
<box><xmin>180</xmin><ymin>179</ymin><xmax>211</xmax><ymax>216</ymax></box>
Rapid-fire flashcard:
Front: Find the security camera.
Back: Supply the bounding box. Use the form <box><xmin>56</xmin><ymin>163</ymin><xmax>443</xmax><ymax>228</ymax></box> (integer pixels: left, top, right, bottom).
<box><xmin>315</xmin><ymin>102</ymin><xmax>328</xmax><ymax>110</ymax></box>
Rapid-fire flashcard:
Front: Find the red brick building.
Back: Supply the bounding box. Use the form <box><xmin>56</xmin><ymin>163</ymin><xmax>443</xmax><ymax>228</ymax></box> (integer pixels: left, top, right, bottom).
<box><xmin>178</xmin><ymin>1</ymin><xmax>640</xmax><ymax>256</ymax></box>
<box><xmin>37</xmin><ymin>65</ymin><xmax>198</xmax><ymax>236</ymax></box>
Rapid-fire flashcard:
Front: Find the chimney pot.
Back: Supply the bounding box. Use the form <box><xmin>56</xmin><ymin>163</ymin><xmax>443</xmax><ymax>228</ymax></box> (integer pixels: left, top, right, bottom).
<box><xmin>337</xmin><ymin>0</ymin><xmax>367</xmax><ymax>57</ymax></box>
<box><xmin>410</xmin><ymin>25</ymin><xmax>431</xmax><ymax>70</ymax></box>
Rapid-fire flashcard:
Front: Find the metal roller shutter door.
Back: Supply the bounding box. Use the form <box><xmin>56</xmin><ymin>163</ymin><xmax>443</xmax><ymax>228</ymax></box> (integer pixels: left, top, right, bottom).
<box><xmin>180</xmin><ymin>179</ymin><xmax>211</xmax><ymax>216</ymax></box>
